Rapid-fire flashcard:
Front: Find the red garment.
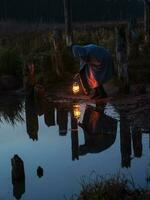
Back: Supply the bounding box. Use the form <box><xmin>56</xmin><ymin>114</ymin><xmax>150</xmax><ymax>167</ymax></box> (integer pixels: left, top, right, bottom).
<box><xmin>87</xmin><ymin>65</ymin><xmax>99</xmax><ymax>89</ymax></box>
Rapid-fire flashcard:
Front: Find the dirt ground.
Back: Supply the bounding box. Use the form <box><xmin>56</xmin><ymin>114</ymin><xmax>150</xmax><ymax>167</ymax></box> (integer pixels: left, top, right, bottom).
<box><xmin>113</xmin><ymin>94</ymin><xmax>150</xmax><ymax>129</ymax></box>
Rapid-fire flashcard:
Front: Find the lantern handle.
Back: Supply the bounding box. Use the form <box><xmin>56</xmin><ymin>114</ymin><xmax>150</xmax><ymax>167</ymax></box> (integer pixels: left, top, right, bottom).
<box><xmin>73</xmin><ymin>73</ymin><xmax>80</xmax><ymax>81</ymax></box>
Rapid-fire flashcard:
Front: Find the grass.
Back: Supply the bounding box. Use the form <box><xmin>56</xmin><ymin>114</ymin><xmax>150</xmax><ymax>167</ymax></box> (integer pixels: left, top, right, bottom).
<box><xmin>68</xmin><ymin>173</ymin><xmax>150</xmax><ymax>200</ymax></box>
<box><xmin>0</xmin><ymin>47</ymin><xmax>23</xmax><ymax>77</ymax></box>
<box><xmin>0</xmin><ymin>96</ymin><xmax>24</xmax><ymax>126</ymax></box>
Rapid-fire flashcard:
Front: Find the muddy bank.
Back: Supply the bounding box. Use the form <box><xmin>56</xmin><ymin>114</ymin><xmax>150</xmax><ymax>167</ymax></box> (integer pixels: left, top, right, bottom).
<box><xmin>112</xmin><ymin>93</ymin><xmax>150</xmax><ymax>129</ymax></box>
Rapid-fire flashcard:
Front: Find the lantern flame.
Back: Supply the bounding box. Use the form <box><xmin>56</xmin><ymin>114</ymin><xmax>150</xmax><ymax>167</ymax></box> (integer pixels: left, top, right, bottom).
<box><xmin>73</xmin><ymin>104</ymin><xmax>81</xmax><ymax>119</ymax></box>
<box><xmin>72</xmin><ymin>82</ymin><xmax>80</xmax><ymax>94</ymax></box>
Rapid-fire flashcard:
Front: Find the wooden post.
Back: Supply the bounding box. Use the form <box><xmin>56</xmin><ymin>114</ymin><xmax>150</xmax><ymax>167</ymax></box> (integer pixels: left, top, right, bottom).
<box><xmin>63</xmin><ymin>0</ymin><xmax>73</xmax><ymax>46</ymax></box>
<box><xmin>23</xmin><ymin>61</ymin><xmax>36</xmax><ymax>97</ymax></box>
<box><xmin>115</xmin><ymin>26</ymin><xmax>130</xmax><ymax>94</ymax></box>
<box><xmin>120</xmin><ymin>113</ymin><xmax>132</xmax><ymax>168</ymax></box>
<box><xmin>127</xmin><ymin>18</ymin><xmax>139</xmax><ymax>58</ymax></box>
<box><xmin>52</xmin><ymin>29</ymin><xmax>64</xmax><ymax>76</ymax></box>
<box><xmin>57</xmin><ymin>105</ymin><xmax>68</xmax><ymax>136</ymax></box>
<box><xmin>144</xmin><ymin>0</ymin><xmax>150</xmax><ymax>39</ymax></box>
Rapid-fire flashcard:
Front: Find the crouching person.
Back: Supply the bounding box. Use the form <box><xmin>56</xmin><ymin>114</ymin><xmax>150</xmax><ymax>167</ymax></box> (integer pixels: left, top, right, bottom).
<box><xmin>72</xmin><ymin>44</ymin><xmax>116</xmax><ymax>99</ymax></box>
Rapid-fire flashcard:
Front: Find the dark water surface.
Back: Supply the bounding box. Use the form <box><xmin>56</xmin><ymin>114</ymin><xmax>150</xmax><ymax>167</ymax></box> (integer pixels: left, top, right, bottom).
<box><xmin>0</xmin><ymin>96</ymin><xmax>150</xmax><ymax>200</ymax></box>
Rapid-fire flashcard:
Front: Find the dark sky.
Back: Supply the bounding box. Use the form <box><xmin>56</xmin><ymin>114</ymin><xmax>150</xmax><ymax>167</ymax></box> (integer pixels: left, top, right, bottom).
<box><xmin>0</xmin><ymin>0</ymin><xmax>144</xmax><ymax>22</ymax></box>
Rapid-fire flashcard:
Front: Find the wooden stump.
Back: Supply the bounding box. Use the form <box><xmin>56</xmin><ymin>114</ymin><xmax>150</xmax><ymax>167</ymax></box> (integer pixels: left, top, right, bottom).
<box><xmin>37</xmin><ymin>166</ymin><xmax>44</xmax><ymax>178</ymax></box>
<box><xmin>11</xmin><ymin>155</ymin><xmax>25</xmax><ymax>200</ymax></box>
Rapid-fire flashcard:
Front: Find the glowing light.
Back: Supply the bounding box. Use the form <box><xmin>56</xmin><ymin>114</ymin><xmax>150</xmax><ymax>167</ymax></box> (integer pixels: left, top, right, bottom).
<box><xmin>73</xmin><ymin>104</ymin><xmax>81</xmax><ymax>119</ymax></box>
<box><xmin>72</xmin><ymin>82</ymin><xmax>80</xmax><ymax>94</ymax></box>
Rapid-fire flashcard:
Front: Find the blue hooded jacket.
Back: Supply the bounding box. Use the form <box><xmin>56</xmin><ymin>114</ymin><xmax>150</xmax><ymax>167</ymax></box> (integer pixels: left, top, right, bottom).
<box><xmin>72</xmin><ymin>44</ymin><xmax>114</xmax><ymax>85</ymax></box>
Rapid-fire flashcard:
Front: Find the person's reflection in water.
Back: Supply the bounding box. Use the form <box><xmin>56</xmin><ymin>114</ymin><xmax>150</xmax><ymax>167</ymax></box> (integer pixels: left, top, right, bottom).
<box><xmin>78</xmin><ymin>104</ymin><xmax>117</xmax><ymax>156</ymax></box>
<box><xmin>25</xmin><ymin>96</ymin><xmax>39</xmax><ymax>141</ymax></box>
<box><xmin>56</xmin><ymin>105</ymin><xmax>68</xmax><ymax>136</ymax></box>
<box><xmin>120</xmin><ymin>113</ymin><xmax>132</xmax><ymax>168</ymax></box>
<box><xmin>71</xmin><ymin>108</ymin><xmax>79</xmax><ymax>160</ymax></box>
<box><xmin>11</xmin><ymin>155</ymin><xmax>25</xmax><ymax>200</ymax></box>
<box><xmin>132</xmin><ymin>127</ymin><xmax>142</xmax><ymax>158</ymax></box>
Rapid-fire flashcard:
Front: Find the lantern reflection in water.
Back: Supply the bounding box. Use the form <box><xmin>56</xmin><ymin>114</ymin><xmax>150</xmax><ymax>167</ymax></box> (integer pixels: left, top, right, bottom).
<box><xmin>72</xmin><ymin>82</ymin><xmax>80</xmax><ymax>94</ymax></box>
<box><xmin>73</xmin><ymin>104</ymin><xmax>81</xmax><ymax>120</ymax></box>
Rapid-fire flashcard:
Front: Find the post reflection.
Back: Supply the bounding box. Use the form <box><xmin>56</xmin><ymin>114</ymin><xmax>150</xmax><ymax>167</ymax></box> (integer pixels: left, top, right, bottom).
<box><xmin>44</xmin><ymin>101</ymin><xmax>55</xmax><ymax>127</ymax></box>
<box><xmin>119</xmin><ymin>114</ymin><xmax>143</xmax><ymax>168</ymax></box>
<box><xmin>56</xmin><ymin>105</ymin><xmax>68</xmax><ymax>136</ymax></box>
<box><xmin>71</xmin><ymin>107</ymin><xmax>79</xmax><ymax>161</ymax></box>
<box><xmin>132</xmin><ymin>127</ymin><xmax>142</xmax><ymax>158</ymax></box>
<box><xmin>25</xmin><ymin>96</ymin><xmax>39</xmax><ymax>141</ymax></box>
<box><xmin>120</xmin><ymin>113</ymin><xmax>132</xmax><ymax>168</ymax></box>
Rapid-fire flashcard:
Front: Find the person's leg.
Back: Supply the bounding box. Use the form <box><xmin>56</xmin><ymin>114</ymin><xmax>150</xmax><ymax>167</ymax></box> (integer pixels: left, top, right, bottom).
<box><xmin>98</xmin><ymin>85</ymin><xmax>108</xmax><ymax>97</ymax></box>
<box><xmin>91</xmin><ymin>85</ymin><xmax>107</xmax><ymax>99</ymax></box>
